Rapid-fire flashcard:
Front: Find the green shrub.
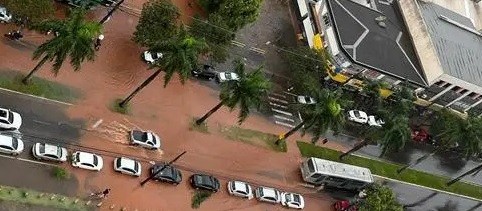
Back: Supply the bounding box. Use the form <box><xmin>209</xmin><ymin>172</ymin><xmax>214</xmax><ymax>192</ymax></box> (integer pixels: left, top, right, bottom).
<box><xmin>52</xmin><ymin>167</ymin><xmax>69</xmax><ymax>180</ymax></box>
<box><xmin>191</xmin><ymin>191</ymin><xmax>212</xmax><ymax>209</ymax></box>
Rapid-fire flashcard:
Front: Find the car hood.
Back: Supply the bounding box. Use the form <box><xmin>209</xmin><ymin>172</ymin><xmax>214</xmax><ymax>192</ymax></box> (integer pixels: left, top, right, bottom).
<box><xmin>96</xmin><ymin>156</ymin><xmax>104</xmax><ymax>170</ymax></box>
<box><xmin>16</xmin><ymin>139</ymin><xmax>24</xmax><ymax>153</ymax></box>
<box><xmin>12</xmin><ymin>112</ymin><xmax>22</xmax><ymax>129</ymax></box>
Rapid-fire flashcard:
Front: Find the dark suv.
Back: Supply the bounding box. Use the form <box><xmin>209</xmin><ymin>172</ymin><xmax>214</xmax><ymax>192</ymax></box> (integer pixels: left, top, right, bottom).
<box><xmin>192</xmin><ymin>65</ymin><xmax>216</xmax><ymax>81</ymax></box>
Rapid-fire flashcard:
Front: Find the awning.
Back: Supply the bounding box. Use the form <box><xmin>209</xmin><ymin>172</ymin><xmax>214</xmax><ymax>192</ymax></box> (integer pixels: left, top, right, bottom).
<box><xmin>296</xmin><ymin>0</ymin><xmax>309</xmax><ymax>18</ymax></box>
<box><xmin>325</xmin><ymin>27</ymin><xmax>340</xmax><ymax>56</ymax></box>
<box><xmin>327</xmin><ymin>68</ymin><xmax>350</xmax><ymax>83</ymax></box>
<box><xmin>313</xmin><ymin>34</ymin><xmax>324</xmax><ymax>50</ymax></box>
<box><xmin>303</xmin><ymin>18</ymin><xmax>315</xmax><ymax>47</ymax></box>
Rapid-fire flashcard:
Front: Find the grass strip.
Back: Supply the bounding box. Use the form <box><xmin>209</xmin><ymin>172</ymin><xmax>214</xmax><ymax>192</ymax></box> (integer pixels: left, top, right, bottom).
<box><xmin>0</xmin><ymin>70</ymin><xmax>80</xmax><ymax>103</ymax></box>
<box><xmin>297</xmin><ymin>141</ymin><xmax>482</xmax><ymax>200</ymax></box>
<box><xmin>191</xmin><ymin>190</ymin><xmax>212</xmax><ymax>209</ymax></box>
<box><xmin>189</xmin><ymin>118</ymin><xmax>209</xmax><ymax>134</ymax></box>
<box><xmin>219</xmin><ymin>125</ymin><xmax>287</xmax><ymax>152</ymax></box>
<box><xmin>0</xmin><ymin>185</ymin><xmax>90</xmax><ymax>211</ymax></box>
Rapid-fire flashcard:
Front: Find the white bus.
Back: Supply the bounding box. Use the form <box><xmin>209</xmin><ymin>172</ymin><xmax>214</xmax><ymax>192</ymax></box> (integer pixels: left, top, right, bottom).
<box><xmin>300</xmin><ymin>157</ymin><xmax>374</xmax><ymax>191</ymax></box>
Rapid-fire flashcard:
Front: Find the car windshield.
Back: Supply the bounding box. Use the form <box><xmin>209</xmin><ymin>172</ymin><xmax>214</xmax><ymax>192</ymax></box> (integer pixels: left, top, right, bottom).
<box><xmin>151</xmin><ymin>135</ymin><xmax>157</xmax><ymax>144</ymax></box>
<box><xmin>75</xmin><ymin>153</ymin><xmax>80</xmax><ymax>162</ymax></box>
<box><xmin>134</xmin><ymin>161</ymin><xmax>139</xmax><ymax>172</ymax></box>
<box><xmin>7</xmin><ymin>111</ymin><xmax>13</xmax><ymax>124</ymax></box>
<box><xmin>142</xmin><ymin>132</ymin><xmax>148</xmax><ymax>141</ymax></box>
<box><xmin>93</xmin><ymin>155</ymin><xmax>98</xmax><ymax>165</ymax></box>
<box><xmin>293</xmin><ymin>194</ymin><xmax>301</xmax><ymax>203</ymax></box>
<box><xmin>0</xmin><ymin>109</ymin><xmax>6</xmax><ymax>118</ymax></box>
<box><xmin>39</xmin><ymin>144</ymin><xmax>45</xmax><ymax>154</ymax></box>
<box><xmin>151</xmin><ymin>53</ymin><xmax>159</xmax><ymax>60</ymax></box>
<box><xmin>230</xmin><ymin>182</ymin><xmax>236</xmax><ymax>191</ymax></box>
<box><xmin>56</xmin><ymin>147</ymin><xmax>62</xmax><ymax>157</ymax></box>
<box><xmin>116</xmin><ymin>158</ymin><xmax>122</xmax><ymax>168</ymax></box>
<box><xmin>285</xmin><ymin>193</ymin><xmax>292</xmax><ymax>201</ymax></box>
<box><xmin>307</xmin><ymin>159</ymin><xmax>315</xmax><ymax>173</ymax></box>
<box><xmin>11</xmin><ymin>138</ymin><xmax>17</xmax><ymax>149</ymax></box>
<box><xmin>354</xmin><ymin>111</ymin><xmax>361</xmax><ymax>118</ymax></box>
<box><xmin>225</xmin><ymin>73</ymin><xmax>232</xmax><ymax>80</ymax></box>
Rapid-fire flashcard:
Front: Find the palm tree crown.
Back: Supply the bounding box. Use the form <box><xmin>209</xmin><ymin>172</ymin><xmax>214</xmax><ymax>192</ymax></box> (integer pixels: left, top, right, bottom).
<box><xmin>150</xmin><ymin>26</ymin><xmax>207</xmax><ymax>87</ymax></box>
<box><xmin>440</xmin><ymin>113</ymin><xmax>482</xmax><ymax>158</ymax></box>
<box><xmin>33</xmin><ymin>8</ymin><xmax>101</xmax><ymax>74</ymax></box>
<box><xmin>219</xmin><ymin>60</ymin><xmax>271</xmax><ymax>124</ymax></box>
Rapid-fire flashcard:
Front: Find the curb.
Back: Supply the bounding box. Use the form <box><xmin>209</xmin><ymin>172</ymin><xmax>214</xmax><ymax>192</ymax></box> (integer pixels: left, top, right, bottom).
<box><xmin>0</xmin><ymin>87</ymin><xmax>73</xmax><ymax>106</ymax></box>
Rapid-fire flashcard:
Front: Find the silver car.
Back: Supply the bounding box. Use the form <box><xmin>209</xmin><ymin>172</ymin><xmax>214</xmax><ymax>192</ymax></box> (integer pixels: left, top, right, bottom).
<box><xmin>113</xmin><ymin>157</ymin><xmax>142</xmax><ymax>177</ymax></box>
<box><xmin>32</xmin><ymin>143</ymin><xmax>68</xmax><ymax>162</ymax></box>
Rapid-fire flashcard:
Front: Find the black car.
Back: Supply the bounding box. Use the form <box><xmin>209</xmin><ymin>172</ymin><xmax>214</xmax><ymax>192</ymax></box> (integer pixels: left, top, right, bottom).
<box><xmin>190</xmin><ymin>174</ymin><xmax>220</xmax><ymax>192</ymax></box>
<box><xmin>192</xmin><ymin>65</ymin><xmax>216</xmax><ymax>80</ymax></box>
<box><xmin>150</xmin><ymin>163</ymin><xmax>182</xmax><ymax>185</ymax></box>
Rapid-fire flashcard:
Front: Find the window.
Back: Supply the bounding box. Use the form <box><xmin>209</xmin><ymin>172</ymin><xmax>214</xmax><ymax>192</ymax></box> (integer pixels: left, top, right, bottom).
<box><xmin>0</xmin><ymin>119</ymin><xmax>8</xmax><ymax>124</ymax></box>
<box><xmin>442</xmin><ymin>82</ymin><xmax>452</xmax><ymax>88</ymax></box>
<box><xmin>435</xmin><ymin>80</ymin><xmax>445</xmax><ymax>87</ymax></box>
<box><xmin>307</xmin><ymin>160</ymin><xmax>315</xmax><ymax>173</ymax></box>
<box><xmin>83</xmin><ymin>163</ymin><xmax>94</xmax><ymax>168</ymax></box>
<box><xmin>7</xmin><ymin>111</ymin><xmax>13</xmax><ymax>124</ymax></box>
<box><xmin>93</xmin><ymin>155</ymin><xmax>98</xmax><ymax>165</ymax></box>
<box><xmin>0</xmin><ymin>145</ymin><xmax>10</xmax><ymax>150</ymax></box>
<box><xmin>45</xmin><ymin>154</ymin><xmax>58</xmax><ymax>159</ymax></box>
<box><xmin>451</xmin><ymin>86</ymin><xmax>461</xmax><ymax>92</ymax></box>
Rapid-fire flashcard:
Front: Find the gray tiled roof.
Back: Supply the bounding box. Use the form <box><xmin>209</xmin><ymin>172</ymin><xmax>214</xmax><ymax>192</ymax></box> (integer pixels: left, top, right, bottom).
<box><xmin>326</xmin><ymin>0</ymin><xmax>428</xmax><ymax>86</ymax></box>
<box><xmin>418</xmin><ymin>1</ymin><xmax>482</xmax><ymax>87</ymax></box>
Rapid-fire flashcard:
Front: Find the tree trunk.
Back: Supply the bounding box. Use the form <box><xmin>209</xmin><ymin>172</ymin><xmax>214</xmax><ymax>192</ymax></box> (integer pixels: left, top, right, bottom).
<box><xmin>119</xmin><ymin>69</ymin><xmax>162</xmax><ymax>107</ymax></box>
<box><xmin>446</xmin><ymin>163</ymin><xmax>482</xmax><ymax>186</ymax></box>
<box><xmin>397</xmin><ymin>147</ymin><xmax>440</xmax><ymax>174</ymax></box>
<box><xmin>22</xmin><ymin>56</ymin><xmax>49</xmax><ymax>84</ymax></box>
<box><xmin>339</xmin><ymin>139</ymin><xmax>369</xmax><ymax>160</ymax></box>
<box><xmin>195</xmin><ymin>101</ymin><xmax>223</xmax><ymax>125</ymax></box>
<box><xmin>99</xmin><ymin>0</ymin><xmax>125</xmax><ymax>24</ymax></box>
<box><xmin>275</xmin><ymin>120</ymin><xmax>306</xmax><ymax>145</ymax></box>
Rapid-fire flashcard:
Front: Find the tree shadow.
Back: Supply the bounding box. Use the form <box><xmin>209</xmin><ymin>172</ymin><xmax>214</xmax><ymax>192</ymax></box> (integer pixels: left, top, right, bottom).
<box><xmin>434</xmin><ymin>152</ymin><xmax>467</xmax><ymax>174</ymax></box>
<box><xmin>435</xmin><ymin>200</ymin><xmax>459</xmax><ymax>211</ymax></box>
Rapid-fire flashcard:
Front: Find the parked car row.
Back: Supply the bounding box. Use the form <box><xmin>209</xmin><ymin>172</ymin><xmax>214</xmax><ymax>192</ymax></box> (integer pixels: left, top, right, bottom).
<box><xmin>347</xmin><ymin>110</ymin><xmax>384</xmax><ymax>127</ymax></box>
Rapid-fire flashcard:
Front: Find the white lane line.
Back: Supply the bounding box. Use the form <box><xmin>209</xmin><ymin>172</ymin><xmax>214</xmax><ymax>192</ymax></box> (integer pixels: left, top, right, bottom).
<box><xmin>275</xmin><ymin>121</ymin><xmax>295</xmax><ymax>128</ymax></box>
<box><xmin>269</xmin><ymin>102</ymin><xmax>288</xmax><ymax>109</ymax></box>
<box><xmin>270</xmin><ymin>93</ymin><xmax>287</xmax><ymax>99</ymax></box>
<box><xmin>271</xmin><ymin>108</ymin><xmax>293</xmax><ymax>116</ymax></box>
<box><xmin>33</xmin><ymin>119</ymin><xmax>52</xmax><ymax>125</ymax></box>
<box><xmin>0</xmin><ymin>87</ymin><xmax>73</xmax><ymax>106</ymax></box>
<box><xmin>0</xmin><ymin>154</ymin><xmax>57</xmax><ymax>167</ymax></box>
<box><xmin>274</xmin><ymin>115</ymin><xmax>295</xmax><ymax>122</ymax></box>
<box><xmin>268</xmin><ymin>96</ymin><xmax>289</xmax><ymax>104</ymax></box>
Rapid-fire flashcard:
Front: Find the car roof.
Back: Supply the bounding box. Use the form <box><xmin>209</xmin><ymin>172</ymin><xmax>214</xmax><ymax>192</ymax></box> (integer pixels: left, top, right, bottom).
<box><xmin>233</xmin><ymin>181</ymin><xmax>248</xmax><ymax>192</ymax></box>
<box><xmin>77</xmin><ymin>152</ymin><xmax>95</xmax><ymax>163</ymax></box>
<box><xmin>0</xmin><ymin>135</ymin><xmax>12</xmax><ymax>146</ymax></box>
<box><xmin>259</xmin><ymin>187</ymin><xmax>278</xmax><ymax>197</ymax></box>
<box><xmin>118</xmin><ymin>157</ymin><xmax>136</xmax><ymax>168</ymax></box>
<box><xmin>43</xmin><ymin>144</ymin><xmax>60</xmax><ymax>155</ymax></box>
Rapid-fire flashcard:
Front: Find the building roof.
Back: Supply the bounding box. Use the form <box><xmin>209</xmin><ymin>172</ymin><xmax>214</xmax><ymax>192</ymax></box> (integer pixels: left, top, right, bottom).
<box><xmin>326</xmin><ymin>0</ymin><xmax>428</xmax><ymax>86</ymax></box>
<box><xmin>418</xmin><ymin>1</ymin><xmax>482</xmax><ymax>88</ymax></box>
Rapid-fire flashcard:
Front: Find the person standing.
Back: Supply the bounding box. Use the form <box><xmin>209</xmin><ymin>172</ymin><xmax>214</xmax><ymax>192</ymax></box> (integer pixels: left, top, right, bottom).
<box><xmin>94</xmin><ymin>34</ymin><xmax>104</xmax><ymax>51</ymax></box>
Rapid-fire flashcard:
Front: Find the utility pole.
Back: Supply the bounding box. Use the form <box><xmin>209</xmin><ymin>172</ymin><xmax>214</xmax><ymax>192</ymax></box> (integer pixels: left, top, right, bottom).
<box><xmin>140</xmin><ymin>151</ymin><xmax>187</xmax><ymax>186</ymax></box>
<box><xmin>99</xmin><ymin>0</ymin><xmax>126</xmax><ymax>24</ymax></box>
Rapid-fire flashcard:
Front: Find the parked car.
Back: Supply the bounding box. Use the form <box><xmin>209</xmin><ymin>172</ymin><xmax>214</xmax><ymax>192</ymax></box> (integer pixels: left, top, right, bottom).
<box><xmin>296</xmin><ymin>95</ymin><xmax>316</xmax><ymax>105</ymax></box>
<box><xmin>216</xmin><ymin>72</ymin><xmax>240</xmax><ymax>83</ymax></box>
<box><xmin>71</xmin><ymin>151</ymin><xmax>103</xmax><ymax>171</ymax></box>
<box><xmin>150</xmin><ymin>163</ymin><xmax>182</xmax><ymax>184</ymax></box>
<box><xmin>367</xmin><ymin>115</ymin><xmax>384</xmax><ymax>127</ymax></box>
<box><xmin>192</xmin><ymin>65</ymin><xmax>216</xmax><ymax>80</ymax></box>
<box><xmin>32</xmin><ymin>143</ymin><xmax>68</xmax><ymax>162</ymax></box>
<box><xmin>0</xmin><ymin>134</ymin><xmax>23</xmax><ymax>155</ymax></box>
<box><xmin>334</xmin><ymin>200</ymin><xmax>358</xmax><ymax>211</ymax></box>
<box><xmin>227</xmin><ymin>181</ymin><xmax>253</xmax><ymax>199</ymax></box>
<box><xmin>142</xmin><ymin>51</ymin><xmax>162</xmax><ymax>64</ymax></box>
<box><xmin>255</xmin><ymin>186</ymin><xmax>281</xmax><ymax>204</ymax></box>
<box><xmin>347</xmin><ymin>110</ymin><xmax>368</xmax><ymax>124</ymax></box>
<box><xmin>0</xmin><ymin>6</ymin><xmax>12</xmax><ymax>23</ymax></box>
<box><xmin>190</xmin><ymin>174</ymin><xmax>220</xmax><ymax>192</ymax></box>
<box><xmin>129</xmin><ymin>130</ymin><xmax>161</xmax><ymax>150</ymax></box>
<box><xmin>281</xmin><ymin>192</ymin><xmax>305</xmax><ymax>209</ymax></box>
<box><xmin>114</xmin><ymin>157</ymin><xmax>142</xmax><ymax>177</ymax></box>
<box><xmin>0</xmin><ymin>108</ymin><xmax>22</xmax><ymax>130</ymax></box>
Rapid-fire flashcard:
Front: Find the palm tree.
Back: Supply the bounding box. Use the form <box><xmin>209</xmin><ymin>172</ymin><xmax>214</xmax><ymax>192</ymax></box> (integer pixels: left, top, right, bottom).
<box><xmin>397</xmin><ymin>109</ymin><xmax>457</xmax><ymax>174</ymax></box>
<box><xmin>119</xmin><ymin>27</ymin><xmax>207</xmax><ymax>107</ymax></box>
<box><xmin>22</xmin><ymin>8</ymin><xmax>102</xmax><ymax>84</ymax></box>
<box><xmin>195</xmin><ymin>60</ymin><xmax>271</xmax><ymax>125</ymax></box>
<box><xmin>275</xmin><ymin>88</ymin><xmax>350</xmax><ymax>145</ymax></box>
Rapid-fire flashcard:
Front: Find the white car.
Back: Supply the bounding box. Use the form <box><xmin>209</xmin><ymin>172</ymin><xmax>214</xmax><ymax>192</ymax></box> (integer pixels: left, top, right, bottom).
<box><xmin>130</xmin><ymin>130</ymin><xmax>161</xmax><ymax>150</ymax></box>
<box><xmin>255</xmin><ymin>186</ymin><xmax>281</xmax><ymax>204</ymax></box>
<box><xmin>113</xmin><ymin>157</ymin><xmax>142</xmax><ymax>177</ymax></box>
<box><xmin>227</xmin><ymin>181</ymin><xmax>253</xmax><ymax>199</ymax></box>
<box><xmin>32</xmin><ymin>143</ymin><xmax>68</xmax><ymax>162</ymax></box>
<box><xmin>0</xmin><ymin>134</ymin><xmax>23</xmax><ymax>155</ymax></box>
<box><xmin>142</xmin><ymin>51</ymin><xmax>163</xmax><ymax>64</ymax></box>
<box><xmin>216</xmin><ymin>72</ymin><xmax>240</xmax><ymax>83</ymax></box>
<box><xmin>297</xmin><ymin>95</ymin><xmax>316</xmax><ymax>104</ymax></box>
<box><xmin>0</xmin><ymin>7</ymin><xmax>12</xmax><ymax>23</ymax></box>
<box><xmin>347</xmin><ymin>110</ymin><xmax>368</xmax><ymax>124</ymax></box>
<box><xmin>0</xmin><ymin>108</ymin><xmax>22</xmax><ymax>130</ymax></box>
<box><xmin>367</xmin><ymin>115</ymin><xmax>385</xmax><ymax>127</ymax></box>
<box><xmin>281</xmin><ymin>192</ymin><xmax>305</xmax><ymax>209</ymax></box>
<box><xmin>71</xmin><ymin>151</ymin><xmax>103</xmax><ymax>171</ymax></box>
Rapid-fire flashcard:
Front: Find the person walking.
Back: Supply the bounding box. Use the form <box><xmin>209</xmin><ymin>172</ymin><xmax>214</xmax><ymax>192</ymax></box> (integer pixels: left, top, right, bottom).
<box><xmin>94</xmin><ymin>34</ymin><xmax>104</xmax><ymax>51</ymax></box>
<box><xmin>101</xmin><ymin>188</ymin><xmax>111</xmax><ymax>198</ymax></box>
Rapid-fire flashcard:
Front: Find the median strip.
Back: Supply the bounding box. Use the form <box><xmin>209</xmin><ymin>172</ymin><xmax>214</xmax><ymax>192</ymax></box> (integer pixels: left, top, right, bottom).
<box><xmin>296</xmin><ymin>141</ymin><xmax>482</xmax><ymax>200</ymax></box>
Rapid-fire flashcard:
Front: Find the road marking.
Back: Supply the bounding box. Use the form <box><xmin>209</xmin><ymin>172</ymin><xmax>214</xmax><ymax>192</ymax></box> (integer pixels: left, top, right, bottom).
<box><xmin>0</xmin><ymin>87</ymin><xmax>73</xmax><ymax>106</ymax></box>
<box><xmin>273</xmin><ymin>115</ymin><xmax>295</xmax><ymax>122</ymax></box>
<box><xmin>33</xmin><ymin>119</ymin><xmax>52</xmax><ymax>125</ymax></box>
<box><xmin>283</xmin><ymin>91</ymin><xmax>298</xmax><ymax>97</ymax></box>
<box><xmin>0</xmin><ymin>154</ymin><xmax>57</xmax><ymax>167</ymax></box>
<box><xmin>275</xmin><ymin>121</ymin><xmax>295</xmax><ymax>128</ymax></box>
<box><xmin>231</xmin><ymin>40</ymin><xmax>246</xmax><ymax>48</ymax></box>
<box><xmin>92</xmin><ymin>119</ymin><xmax>103</xmax><ymax>129</ymax></box>
<box><xmin>271</xmin><ymin>108</ymin><xmax>293</xmax><ymax>116</ymax></box>
<box><xmin>270</xmin><ymin>93</ymin><xmax>287</xmax><ymax>99</ymax></box>
<box><xmin>269</xmin><ymin>102</ymin><xmax>288</xmax><ymax>109</ymax></box>
<box><xmin>268</xmin><ymin>96</ymin><xmax>289</xmax><ymax>104</ymax></box>
<box><xmin>249</xmin><ymin>47</ymin><xmax>266</xmax><ymax>55</ymax></box>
